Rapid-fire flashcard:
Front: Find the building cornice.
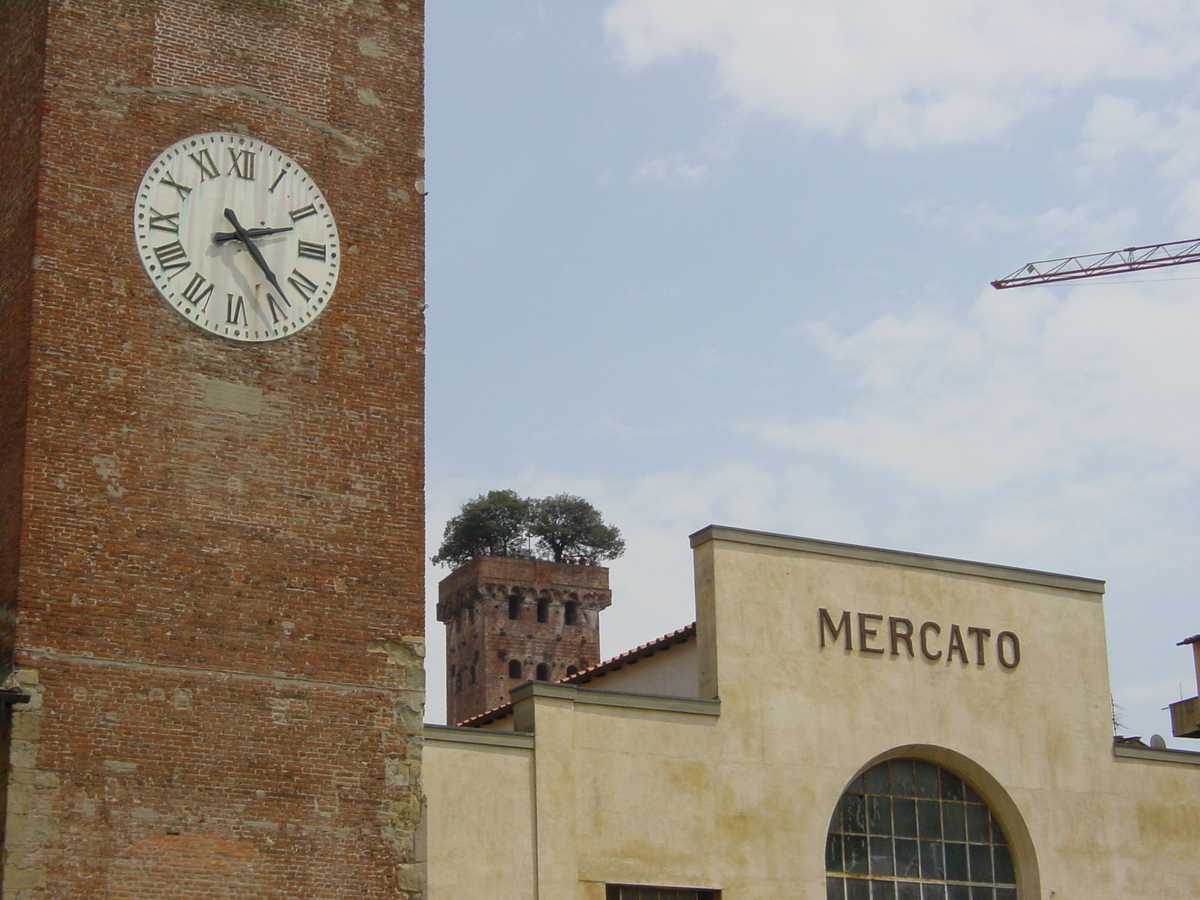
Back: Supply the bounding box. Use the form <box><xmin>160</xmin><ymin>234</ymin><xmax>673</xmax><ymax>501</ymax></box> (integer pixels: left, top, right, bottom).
<box><xmin>691</xmin><ymin>525</ymin><xmax>1105</xmax><ymax>596</ymax></box>
<box><xmin>424</xmin><ymin>724</ymin><xmax>534</xmax><ymax>749</ymax></box>
<box><xmin>509</xmin><ymin>681</ymin><xmax>720</xmax><ymax>717</ymax></box>
<box><xmin>1113</xmin><ymin>743</ymin><xmax>1200</xmax><ymax>766</ymax></box>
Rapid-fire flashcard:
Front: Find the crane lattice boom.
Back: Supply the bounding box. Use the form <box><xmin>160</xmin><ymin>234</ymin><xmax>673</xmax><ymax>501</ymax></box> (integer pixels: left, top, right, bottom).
<box><xmin>991</xmin><ymin>237</ymin><xmax>1200</xmax><ymax>289</ymax></box>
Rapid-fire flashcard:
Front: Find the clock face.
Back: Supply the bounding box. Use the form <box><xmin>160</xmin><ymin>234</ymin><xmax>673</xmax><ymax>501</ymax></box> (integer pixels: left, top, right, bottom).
<box><xmin>133</xmin><ymin>132</ymin><xmax>340</xmax><ymax>343</ymax></box>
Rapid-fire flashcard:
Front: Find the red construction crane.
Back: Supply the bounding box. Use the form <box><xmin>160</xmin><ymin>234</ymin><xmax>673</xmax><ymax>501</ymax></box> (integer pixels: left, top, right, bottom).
<box><xmin>991</xmin><ymin>237</ymin><xmax>1200</xmax><ymax>289</ymax></box>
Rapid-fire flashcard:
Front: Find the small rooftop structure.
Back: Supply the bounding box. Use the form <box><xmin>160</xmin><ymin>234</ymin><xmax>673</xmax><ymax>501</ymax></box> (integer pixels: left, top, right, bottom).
<box><xmin>1169</xmin><ymin>633</ymin><xmax>1200</xmax><ymax>739</ymax></box>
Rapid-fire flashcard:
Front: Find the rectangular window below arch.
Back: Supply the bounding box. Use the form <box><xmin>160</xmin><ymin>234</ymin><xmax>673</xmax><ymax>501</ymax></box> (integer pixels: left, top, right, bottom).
<box><xmin>606</xmin><ymin>886</ymin><xmax>719</xmax><ymax>900</ymax></box>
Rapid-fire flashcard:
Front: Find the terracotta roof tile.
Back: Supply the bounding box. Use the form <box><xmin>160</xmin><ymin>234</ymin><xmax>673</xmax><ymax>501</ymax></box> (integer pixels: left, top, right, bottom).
<box><xmin>1114</xmin><ymin>735</ymin><xmax>1148</xmax><ymax>747</ymax></box>
<box><xmin>452</xmin><ymin>622</ymin><xmax>697</xmax><ymax>727</ymax></box>
<box><xmin>559</xmin><ymin>622</ymin><xmax>696</xmax><ymax>686</ymax></box>
<box><xmin>455</xmin><ymin>700</ymin><xmax>515</xmax><ymax>728</ymax></box>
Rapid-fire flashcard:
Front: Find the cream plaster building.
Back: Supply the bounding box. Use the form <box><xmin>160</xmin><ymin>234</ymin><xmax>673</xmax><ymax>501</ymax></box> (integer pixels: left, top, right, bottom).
<box><xmin>424</xmin><ymin>525</ymin><xmax>1200</xmax><ymax>899</ymax></box>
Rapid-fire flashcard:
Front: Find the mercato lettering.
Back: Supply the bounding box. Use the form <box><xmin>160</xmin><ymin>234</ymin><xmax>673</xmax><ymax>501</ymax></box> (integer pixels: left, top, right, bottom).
<box><xmin>818</xmin><ymin>608</ymin><xmax>1021</xmax><ymax>669</ymax></box>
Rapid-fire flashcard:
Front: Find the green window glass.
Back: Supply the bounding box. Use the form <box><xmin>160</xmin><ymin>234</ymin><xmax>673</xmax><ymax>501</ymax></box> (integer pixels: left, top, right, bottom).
<box><xmin>826</xmin><ymin>760</ymin><xmax>1017</xmax><ymax>900</ymax></box>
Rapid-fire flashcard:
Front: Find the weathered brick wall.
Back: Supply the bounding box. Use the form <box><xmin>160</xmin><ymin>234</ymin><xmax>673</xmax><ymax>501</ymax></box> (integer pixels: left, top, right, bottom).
<box><xmin>7</xmin><ymin>655</ymin><xmax>424</xmax><ymax>899</ymax></box>
<box><xmin>0</xmin><ymin>0</ymin><xmax>48</xmax><ymax>675</ymax></box>
<box><xmin>438</xmin><ymin>559</ymin><xmax>610</xmax><ymax>724</ymax></box>
<box><xmin>5</xmin><ymin>2</ymin><xmax>425</xmax><ymax>897</ymax></box>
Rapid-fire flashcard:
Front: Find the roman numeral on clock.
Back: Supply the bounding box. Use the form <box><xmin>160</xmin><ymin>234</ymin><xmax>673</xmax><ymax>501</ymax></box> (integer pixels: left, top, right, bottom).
<box><xmin>226</xmin><ymin>294</ymin><xmax>247</xmax><ymax>326</ymax></box>
<box><xmin>268</xmin><ymin>168</ymin><xmax>287</xmax><ymax>193</ymax></box>
<box><xmin>189</xmin><ymin>148</ymin><xmax>219</xmax><ymax>181</ymax></box>
<box><xmin>297</xmin><ymin>241</ymin><xmax>327</xmax><ymax>261</ymax></box>
<box><xmin>180</xmin><ymin>272</ymin><xmax>214</xmax><ymax>309</ymax></box>
<box><xmin>228</xmin><ymin>148</ymin><xmax>255</xmax><ymax>181</ymax></box>
<box><xmin>152</xmin><ymin>241</ymin><xmax>189</xmax><ymax>276</ymax></box>
<box><xmin>159</xmin><ymin>171</ymin><xmax>192</xmax><ymax>200</ymax></box>
<box><xmin>289</xmin><ymin>204</ymin><xmax>317</xmax><ymax>222</ymax></box>
<box><xmin>287</xmin><ymin>269</ymin><xmax>318</xmax><ymax>300</ymax></box>
<box><xmin>266</xmin><ymin>292</ymin><xmax>291</xmax><ymax>323</ymax></box>
<box><xmin>148</xmin><ymin>208</ymin><xmax>179</xmax><ymax>233</ymax></box>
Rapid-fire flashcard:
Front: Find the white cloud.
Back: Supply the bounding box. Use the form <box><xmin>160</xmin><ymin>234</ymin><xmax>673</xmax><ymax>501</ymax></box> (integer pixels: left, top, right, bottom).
<box><xmin>1075</xmin><ymin>95</ymin><xmax>1200</xmax><ymax>232</ymax></box>
<box><xmin>907</xmin><ymin>199</ymin><xmax>1140</xmax><ymax>258</ymax></box>
<box><xmin>1077</xmin><ymin>95</ymin><xmax>1200</xmax><ymax>184</ymax></box>
<box><xmin>604</xmin><ymin>0</ymin><xmax>1200</xmax><ymax>149</ymax></box>
<box><xmin>751</xmin><ymin>283</ymin><xmax>1200</xmax><ymax>497</ymax></box>
<box><xmin>633</xmin><ymin>153</ymin><xmax>710</xmax><ymax>183</ymax></box>
<box><xmin>972</xmin><ymin>468</ymin><xmax>1193</xmax><ymax>565</ymax></box>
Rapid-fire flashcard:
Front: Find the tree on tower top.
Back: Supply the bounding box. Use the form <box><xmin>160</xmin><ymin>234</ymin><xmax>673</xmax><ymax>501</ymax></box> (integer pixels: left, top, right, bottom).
<box><xmin>430</xmin><ymin>489</ymin><xmax>530</xmax><ymax>567</ymax></box>
<box><xmin>528</xmin><ymin>493</ymin><xmax>625</xmax><ymax>564</ymax></box>
<box><xmin>431</xmin><ymin>490</ymin><xmax>624</xmax><ymax>568</ymax></box>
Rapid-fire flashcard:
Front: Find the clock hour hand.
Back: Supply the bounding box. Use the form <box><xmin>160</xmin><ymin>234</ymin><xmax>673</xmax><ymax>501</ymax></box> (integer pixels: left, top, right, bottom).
<box><xmin>222</xmin><ymin>208</ymin><xmax>290</xmax><ymax>304</ymax></box>
<box><xmin>213</xmin><ymin>225</ymin><xmax>293</xmax><ymax>244</ymax></box>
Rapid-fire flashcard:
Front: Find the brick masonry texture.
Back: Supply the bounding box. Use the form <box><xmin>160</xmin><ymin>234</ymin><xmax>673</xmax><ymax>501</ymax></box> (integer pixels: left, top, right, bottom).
<box><xmin>0</xmin><ymin>0</ymin><xmax>47</xmax><ymax>677</ymax></box>
<box><xmin>2</xmin><ymin>2</ymin><xmax>425</xmax><ymax>897</ymax></box>
<box><xmin>437</xmin><ymin>558</ymin><xmax>611</xmax><ymax>725</ymax></box>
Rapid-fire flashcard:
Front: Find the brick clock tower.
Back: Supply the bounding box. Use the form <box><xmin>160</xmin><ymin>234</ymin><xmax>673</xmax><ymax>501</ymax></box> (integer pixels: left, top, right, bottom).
<box><xmin>437</xmin><ymin>558</ymin><xmax>611</xmax><ymax>725</ymax></box>
<box><xmin>1</xmin><ymin>3</ymin><xmax>424</xmax><ymax>898</ymax></box>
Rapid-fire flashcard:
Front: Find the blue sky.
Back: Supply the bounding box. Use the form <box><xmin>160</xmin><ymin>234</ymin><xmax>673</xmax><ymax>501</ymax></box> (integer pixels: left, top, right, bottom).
<box><xmin>423</xmin><ymin>1</ymin><xmax>1200</xmax><ymax>739</ymax></box>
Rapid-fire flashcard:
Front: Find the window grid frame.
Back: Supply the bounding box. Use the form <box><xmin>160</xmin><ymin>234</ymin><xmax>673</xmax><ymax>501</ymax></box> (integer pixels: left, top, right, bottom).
<box><xmin>826</xmin><ymin>759</ymin><xmax>1017</xmax><ymax>900</ymax></box>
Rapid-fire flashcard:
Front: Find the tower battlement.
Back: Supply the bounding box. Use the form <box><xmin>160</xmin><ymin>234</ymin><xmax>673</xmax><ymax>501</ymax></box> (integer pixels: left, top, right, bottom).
<box><xmin>438</xmin><ymin>556</ymin><xmax>611</xmax><ymax>724</ymax></box>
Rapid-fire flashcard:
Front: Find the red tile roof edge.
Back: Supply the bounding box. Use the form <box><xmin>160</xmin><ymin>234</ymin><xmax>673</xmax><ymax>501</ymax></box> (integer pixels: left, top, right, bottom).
<box><xmin>454</xmin><ymin>700</ymin><xmax>515</xmax><ymax>728</ymax></box>
<box><xmin>558</xmin><ymin>622</ymin><xmax>697</xmax><ymax>686</ymax></box>
<box><xmin>451</xmin><ymin>622</ymin><xmax>698</xmax><ymax>728</ymax></box>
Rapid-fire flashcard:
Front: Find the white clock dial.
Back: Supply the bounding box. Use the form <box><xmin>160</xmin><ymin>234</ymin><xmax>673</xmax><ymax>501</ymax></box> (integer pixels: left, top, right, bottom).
<box><xmin>133</xmin><ymin>132</ymin><xmax>340</xmax><ymax>343</ymax></box>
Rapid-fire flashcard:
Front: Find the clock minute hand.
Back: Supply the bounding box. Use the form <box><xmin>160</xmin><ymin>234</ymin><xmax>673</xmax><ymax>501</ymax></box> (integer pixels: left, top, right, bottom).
<box><xmin>213</xmin><ymin>225</ymin><xmax>293</xmax><ymax>244</ymax></box>
<box><xmin>223</xmin><ymin>208</ymin><xmax>290</xmax><ymax>304</ymax></box>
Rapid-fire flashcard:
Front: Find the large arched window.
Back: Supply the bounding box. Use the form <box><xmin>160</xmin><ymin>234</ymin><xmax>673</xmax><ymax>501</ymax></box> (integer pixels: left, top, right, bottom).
<box><xmin>826</xmin><ymin>758</ymin><xmax>1017</xmax><ymax>900</ymax></box>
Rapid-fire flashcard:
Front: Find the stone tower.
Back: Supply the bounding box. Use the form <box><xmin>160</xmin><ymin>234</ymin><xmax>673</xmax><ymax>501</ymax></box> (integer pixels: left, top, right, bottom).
<box><xmin>0</xmin><ymin>3</ymin><xmax>424</xmax><ymax>897</ymax></box>
<box><xmin>437</xmin><ymin>557</ymin><xmax>612</xmax><ymax>724</ymax></box>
